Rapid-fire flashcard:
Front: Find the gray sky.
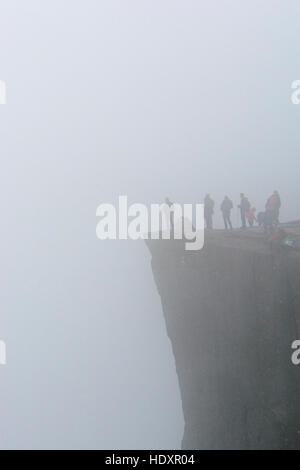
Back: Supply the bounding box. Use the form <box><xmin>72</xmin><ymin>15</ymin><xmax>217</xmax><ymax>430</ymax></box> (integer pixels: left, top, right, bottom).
<box><xmin>0</xmin><ymin>0</ymin><xmax>300</xmax><ymax>449</ymax></box>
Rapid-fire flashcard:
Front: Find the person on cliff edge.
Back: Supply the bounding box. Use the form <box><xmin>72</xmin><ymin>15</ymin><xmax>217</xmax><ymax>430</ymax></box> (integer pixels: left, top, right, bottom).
<box><xmin>204</xmin><ymin>194</ymin><xmax>214</xmax><ymax>229</ymax></box>
<box><xmin>246</xmin><ymin>206</ymin><xmax>257</xmax><ymax>227</ymax></box>
<box><xmin>238</xmin><ymin>193</ymin><xmax>251</xmax><ymax>229</ymax></box>
<box><xmin>165</xmin><ymin>197</ymin><xmax>174</xmax><ymax>231</ymax></box>
<box><xmin>221</xmin><ymin>196</ymin><xmax>233</xmax><ymax>229</ymax></box>
<box><xmin>265</xmin><ymin>190</ymin><xmax>281</xmax><ymax>226</ymax></box>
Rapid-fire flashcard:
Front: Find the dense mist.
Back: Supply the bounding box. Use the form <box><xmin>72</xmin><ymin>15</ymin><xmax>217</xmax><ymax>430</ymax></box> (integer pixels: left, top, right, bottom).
<box><xmin>0</xmin><ymin>1</ymin><xmax>300</xmax><ymax>449</ymax></box>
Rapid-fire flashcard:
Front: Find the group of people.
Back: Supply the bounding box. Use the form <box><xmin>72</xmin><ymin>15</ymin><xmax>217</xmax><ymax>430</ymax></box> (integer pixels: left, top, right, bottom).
<box><xmin>204</xmin><ymin>191</ymin><xmax>281</xmax><ymax>232</ymax></box>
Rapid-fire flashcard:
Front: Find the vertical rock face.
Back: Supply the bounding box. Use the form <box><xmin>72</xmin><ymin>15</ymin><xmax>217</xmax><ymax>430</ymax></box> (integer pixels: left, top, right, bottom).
<box><xmin>146</xmin><ymin>229</ymin><xmax>300</xmax><ymax>449</ymax></box>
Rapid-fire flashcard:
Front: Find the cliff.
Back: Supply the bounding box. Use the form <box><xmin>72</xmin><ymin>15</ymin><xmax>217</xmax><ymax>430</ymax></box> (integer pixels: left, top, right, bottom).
<box><xmin>146</xmin><ymin>223</ymin><xmax>300</xmax><ymax>449</ymax></box>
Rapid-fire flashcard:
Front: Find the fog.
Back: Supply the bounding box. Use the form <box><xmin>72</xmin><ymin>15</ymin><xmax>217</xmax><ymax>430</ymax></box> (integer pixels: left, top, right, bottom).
<box><xmin>0</xmin><ymin>0</ymin><xmax>300</xmax><ymax>449</ymax></box>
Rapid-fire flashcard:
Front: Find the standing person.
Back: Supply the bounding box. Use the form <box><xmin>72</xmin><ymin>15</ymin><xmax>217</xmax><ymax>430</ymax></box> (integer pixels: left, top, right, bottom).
<box><xmin>264</xmin><ymin>208</ymin><xmax>275</xmax><ymax>235</ymax></box>
<box><xmin>204</xmin><ymin>194</ymin><xmax>214</xmax><ymax>229</ymax></box>
<box><xmin>246</xmin><ymin>207</ymin><xmax>257</xmax><ymax>227</ymax></box>
<box><xmin>265</xmin><ymin>191</ymin><xmax>281</xmax><ymax>227</ymax></box>
<box><xmin>164</xmin><ymin>197</ymin><xmax>174</xmax><ymax>231</ymax></box>
<box><xmin>220</xmin><ymin>196</ymin><xmax>233</xmax><ymax>230</ymax></box>
<box><xmin>238</xmin><ymin>193</ymin><xmax>251</xmax><ymax>229</ymax></box>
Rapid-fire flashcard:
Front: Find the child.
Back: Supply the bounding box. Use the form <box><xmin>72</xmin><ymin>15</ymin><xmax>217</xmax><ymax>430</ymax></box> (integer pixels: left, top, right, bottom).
<box><xmin>246</xmin><ymin>207</ymin><xmax>257</xmax><ymax>227</ymax></box>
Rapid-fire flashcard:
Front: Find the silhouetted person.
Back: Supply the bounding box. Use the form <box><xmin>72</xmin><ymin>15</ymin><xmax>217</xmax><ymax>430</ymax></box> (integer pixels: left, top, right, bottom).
<box><xmin>246</xmin><ymin>207</ymin><xmax>257</xmax><ymax>227</ymax></box>
<box><xmin>238</xmin><ymin>193</ymin><xmax>251</xmax><ymax>229</ymax></box>
<box><xmin>204</xmin><ymin>194</ymin><xmax>214</xmax><ymax>229</ymax></box>
<box><xmin>264</xmin><ymin>208</ymin><xmax>275</xmax><ymax>235</ymax></box>
<box><xmin>165</xmin><ymin>197</ymin><xmax>174</xmax><ymax>230</ymax></box>
<box><xmin>266</xmin><ymin>190</ymin><xmax>281</xmax><ymax>225</ymax></box>
<box><xmin>220</xmin><ymin>196</ymin><xmax>233</xmax><ymax>230</ymax></box>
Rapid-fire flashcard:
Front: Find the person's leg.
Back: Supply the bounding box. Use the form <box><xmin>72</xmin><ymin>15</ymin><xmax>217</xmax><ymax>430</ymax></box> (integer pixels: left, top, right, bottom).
<box><xmin>228</xmin><ymin>215</ymin><xmax>233</xmax><ymax>229</ymax></box>
<box><xmin>223</xmin><ymin>214</ymin><xmax>228</xmax><ymax>229</ymax></box>
<box><xmin>205</xmin><ymin>215</ymin><xmax>211</xmax><ymax>229</ymax></box>
<box><xmin>241</xmin><ymin>211</ymin><xmax>246</xmax><ymax>228</ymax></box>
